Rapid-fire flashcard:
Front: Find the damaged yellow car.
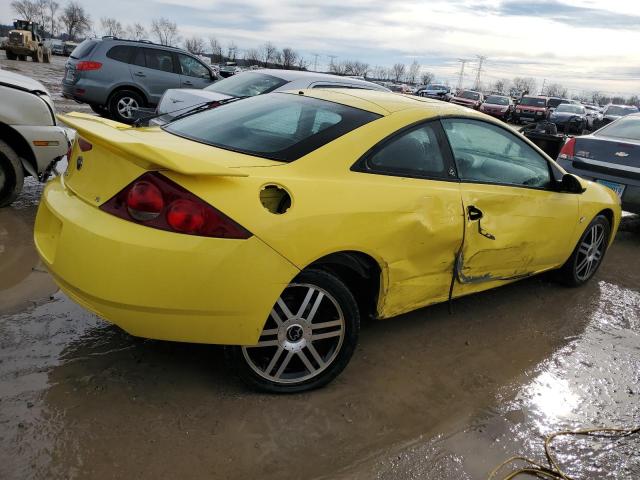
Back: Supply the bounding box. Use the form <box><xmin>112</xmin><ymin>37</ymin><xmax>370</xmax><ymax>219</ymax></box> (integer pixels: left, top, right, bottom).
<box><xmin>34</xmin><ymin>89</ymin><xmax>621</xmax><ymax>392</ymax></box>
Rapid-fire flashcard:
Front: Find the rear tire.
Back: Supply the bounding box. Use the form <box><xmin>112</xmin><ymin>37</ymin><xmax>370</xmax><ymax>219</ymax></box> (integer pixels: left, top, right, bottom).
<box><xmin>6</xmin><ymin>50</ymin><xmax>17</xmax><ymax>60</ymax></box>
<box><xmin>0</xmin><ymin>140</ymin><xmax>25</xmax><ymax>208</ymax></box>
<box><xmin>227</xmin><ymin>269</ymin><xmax>360</xmax><ymax>393</ymax></box>
<box><xmin>108</xmin><ymin>90</ymin><xmax>144</xmax><ymax>124</ymax></box>
<box><xmin>556</xmin><ymin>215</ymin><xmax>611</xmax><ymax>287</ymax></box>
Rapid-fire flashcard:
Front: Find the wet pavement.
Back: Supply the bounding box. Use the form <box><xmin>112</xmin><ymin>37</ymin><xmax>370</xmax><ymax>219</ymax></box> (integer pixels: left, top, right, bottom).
<box><xmin>1</xmin><ymin>56</ymin><xmax>640</xmax><ymax>480</ymax></box>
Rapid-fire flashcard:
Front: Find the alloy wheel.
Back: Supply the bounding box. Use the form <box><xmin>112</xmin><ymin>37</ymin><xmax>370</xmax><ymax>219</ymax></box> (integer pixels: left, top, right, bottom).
<box><xmin>241</xmin><ymin>283</ymin><xmax>345</xmax><ymax>385</ymax></box>
<box><xmin>117</xmin><ymin>97</ymin><xmax>139</xmax><ymax>119</ymax></box>
<box><xmin>575</xmin><ymin>223</ymin><xmax>606</xmax><ymax>281</ymax></box>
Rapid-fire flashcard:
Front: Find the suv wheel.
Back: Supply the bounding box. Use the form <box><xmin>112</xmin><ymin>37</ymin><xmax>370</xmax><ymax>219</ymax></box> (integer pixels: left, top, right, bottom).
<box><xmin>0</xmin><ymin>140</ymin><xmax>25</xmax><ymax>208</ymax></box>
<box><xmin>109</xmin><ymin>90</ymin><xmax>145</xmax><ymax>124</ymax></box>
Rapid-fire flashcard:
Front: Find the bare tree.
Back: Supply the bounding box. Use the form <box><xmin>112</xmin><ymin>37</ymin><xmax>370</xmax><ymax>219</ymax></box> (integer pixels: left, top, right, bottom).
<box><xmin>329</xmin><ymin>61</ymin><xmax>347</xmax><ymax>76</ymax></box>
<box><xmin>209</xmin><ymin>36</ymin><xmax>223</xmax><ymax>63</ymax></box>
<box><xmin>297</xmin><ymin>55</ymin><xmax>308</xmax><ymax>70</ymax></box>
<box><xmin>391</xmin><ymin>63</ymin><xmax>406</xmax><ymax>83</ymax></box>
<box><xmin>260</xmin><ymin>41</ymin><xmax>277</xmax><ymax>67</ymax></box>
<box><xmin>11</xmin><ymin>0</ymin><xmax>39</xmax><ymax>21</ymax></box>
<box><xmin>545</xmin><ymin>82</ymin><xmax>567</xmax><ymax>98</ymax></box>
<box><xmin>420</xmin><ymin>71</ymin><xmax>435</xmax><ymax>86</ymax></box>
<box><xmin>342</xmin><ymin>60</ymin><xmax>369</xmax><ymax>77</ymax></box>
<box><xmin>46</xmin><ymin>0</ymin><xmax>59</xmax><ymax>36</ymax></box>
<box><xmin>59</xmin><ymin>1</ymin><xmax>91</xmax><ymax>40</ymax></box>
<box><xmin>126</xmin><ymin>22</ymin><xmax>146</xmax><ymax>40</ymax></box>
<box><xmin>226</xmin><ymin>41</ymin><xmax>238</xmax><ymax>61</ymax></box>
<box><xmin>627</xmin><ymin>95</ymin><xmax>639</xmax><ymax>107</ymax></box>
<box><xmin>280</xmin><ymin>47</ymin><xmax>299</xmax><ymax>69</ymax></box>
<box><xmin>151</xmin><ymin>17</ymin><xmax>178</xmax><ymax>46</ymax></box>
<box><xmin>491</xmin><ymin>78</ymin><xmax>508</xmax><ymax>94</ymax></box>
<box><xmin>512</xmin><ymin>76</ymin><xmax>537</xmax><ymax>96</ymax></box>
<box><xmin>100</xmin><ymin>17</ymin><xmax>123</xmax><ymax>37</ymax></box>
<box><xmin>244</xmin><ymin>48</ymin><xmax>261</xmax><ymax>65</ymax></box>
<box><xmin>406</xmin><ymin>60</ymin><xmax>420</xmax><ymax>85</ymax></box>
<box><xmin>184</xmin><ymin>36</ymin><xmax>205</xmax><ymax>55</ymax></box>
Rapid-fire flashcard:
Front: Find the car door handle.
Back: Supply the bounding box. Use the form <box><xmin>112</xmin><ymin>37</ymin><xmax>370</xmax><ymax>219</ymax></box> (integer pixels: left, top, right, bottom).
<box><xmin>467</xmin><ymin>206</ymin><xmax>495</xmax><ymax>240</ymax></box>
<box><xmin>183</xmin><ymin>81</ymin><xmax>193</xmax><ymax>86</ymax></box>
<box><xmin>134</xmin><ymin>71</ymin><xmax>145</xmax><ymax>77</ymax></box>
<box><xmin>467</xmin><ymin>205</ymin><xmax>483</xmax><ymax>221</ymax></box>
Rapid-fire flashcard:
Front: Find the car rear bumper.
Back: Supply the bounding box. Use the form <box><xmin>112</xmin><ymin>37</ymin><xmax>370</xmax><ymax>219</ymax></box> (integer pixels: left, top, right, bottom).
<box><xmin>62</xmin><ymin>80</ymin><xmax>108</xmax><ymax>106</ymax></box>
<box><xmin>558</xmin><ymin>157</ymin><xmax>640</xmax><ymax>214</ymax></box>
<box><xmin>34</xmin><ymin>177</ymin><xmax>299</xmax><ymax>345</ymax></box>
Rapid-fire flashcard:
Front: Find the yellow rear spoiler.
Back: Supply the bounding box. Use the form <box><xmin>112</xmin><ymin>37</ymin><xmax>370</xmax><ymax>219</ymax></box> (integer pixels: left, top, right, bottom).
<box><xmin>58</xmin><ymin>112</ymin><xmax>249</xmax><ymax>177</ymax></box>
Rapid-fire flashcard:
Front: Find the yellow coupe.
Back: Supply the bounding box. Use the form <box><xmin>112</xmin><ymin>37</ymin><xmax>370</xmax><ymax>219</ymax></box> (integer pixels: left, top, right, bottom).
<box><xmin>34</xmin><ymin>89</ymin><xmax>621</xmax><ymax>392</ymax></box>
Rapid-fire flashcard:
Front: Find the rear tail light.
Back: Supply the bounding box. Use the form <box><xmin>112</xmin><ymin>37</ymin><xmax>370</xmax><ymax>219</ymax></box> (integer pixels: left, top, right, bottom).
<box><xmin>100</xmin><ymin>172</ymin><xmax>252</xmax><ymax>239</ymax></box>
<box><xmin>558</xmin><ymin>137</ymin><xmax>576</xmax><ymax>160</ymax></box>
<box><xmin>75</xmin><ymin>61</ymin><xmax>103</xmax><ymax>71</ymax></box>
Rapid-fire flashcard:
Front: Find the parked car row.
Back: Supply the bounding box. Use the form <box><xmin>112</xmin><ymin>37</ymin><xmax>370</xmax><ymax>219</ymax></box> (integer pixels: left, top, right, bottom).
<box><xmin>61</xmin><ymin>37</ymin><xmax>390</xmax><ymax>124</ymax></box>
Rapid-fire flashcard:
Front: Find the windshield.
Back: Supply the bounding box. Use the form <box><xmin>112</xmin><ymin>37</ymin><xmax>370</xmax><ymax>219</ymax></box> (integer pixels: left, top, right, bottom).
<box><xmin>164</xmin><ymin>93</ymin><xmax>381</xmax><ymax>162</ymax></box>
<box><xmin>605</xmin><ymin>105</ymin><xmax>639</xmax><ymax>116</ymax></box>
<box><xmin>485</xmin><ymin>95</ymin><xmax>509</xmax><ymax>105</ymax></box>
<box><xmin>595</xmin><ymin>116</ymin><xmax>640</xmax><ymax>141</ymax></box>
<box><xmin>519</xmin><ymin>97</ymin><xmax>547</xmax><ymax>107</ymax></box>
<box><xmin>205</xmin><ymin>72</ymin><xmax>288</xmax><ymax>97</ymax></box>
<box><xmin>556</xmin><ymin>104</ymin><xmax>584</xmax><ymax>114</ymax></box>
<box><xmin>460</xmin><ymin>91</ymin><xmax>480</xmax><ymax>100</ymax></box>
<box><xmin>428</xmin><ymin>85</ymin><xmax>447</xmax><ymax>91</ymax></box>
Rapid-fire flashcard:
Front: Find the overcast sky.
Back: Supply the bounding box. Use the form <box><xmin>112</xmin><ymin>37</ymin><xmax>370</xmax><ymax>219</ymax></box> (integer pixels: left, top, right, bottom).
<box><xmin>2</xmin><ymin>0</ymin><xmax>639</xmax><ymax>96</ymax></box>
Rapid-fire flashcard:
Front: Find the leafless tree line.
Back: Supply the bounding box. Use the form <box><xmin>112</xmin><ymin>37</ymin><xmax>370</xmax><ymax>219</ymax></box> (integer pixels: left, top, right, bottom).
<box><xmin>11</xmin><ymin>0</ymin><xmax>91</xmax><ymax>40</ymax></box>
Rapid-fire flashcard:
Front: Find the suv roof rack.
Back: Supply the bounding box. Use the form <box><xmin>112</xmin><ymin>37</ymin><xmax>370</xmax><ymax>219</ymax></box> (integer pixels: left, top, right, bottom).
<box><xmin>99</xmin><ymin>36</ymin><xmax>183</xmax><ymax>50</ymax></box>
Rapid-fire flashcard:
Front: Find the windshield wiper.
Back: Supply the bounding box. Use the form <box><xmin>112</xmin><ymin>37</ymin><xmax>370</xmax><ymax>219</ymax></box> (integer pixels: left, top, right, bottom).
<box><xmin>133</xmin><ymin>97</ymin><xmax>243</xmax><ymax>127</ymax></box>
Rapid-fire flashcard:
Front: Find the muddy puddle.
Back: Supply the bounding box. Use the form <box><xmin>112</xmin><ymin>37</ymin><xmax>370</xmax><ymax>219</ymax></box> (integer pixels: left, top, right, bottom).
<box><xmin>1</xmin><ymin>174</ymin><xmax>639</xmax><ymax>479</ymax></box>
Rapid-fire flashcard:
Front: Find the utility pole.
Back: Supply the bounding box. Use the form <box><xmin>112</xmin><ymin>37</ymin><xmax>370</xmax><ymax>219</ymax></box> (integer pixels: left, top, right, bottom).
<box><xmin>456</xmin><ymin>58</ymin><xmax>470</xmax><ymax>90</ymax></box>
<box><xmin>327</xmin><ymin>55</ymin><xmax>337</xmax><ymax>72</ymax></box>
<box><xmin>474</xmin><ymin>55</ymin><xmax>487</xmax><ymax>90</ymax></box>
<box><xmin>312</xmin><ymin>53</ymin><xmax>319</xmax><ymax>72</ymax></box>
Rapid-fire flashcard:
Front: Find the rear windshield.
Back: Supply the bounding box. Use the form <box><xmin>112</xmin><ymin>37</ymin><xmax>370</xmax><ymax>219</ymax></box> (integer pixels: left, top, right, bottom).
<box><xmin>556</xmin><ymin>104</ymin><xmax>584</xmax><ymax>114</ymax></box>
<box><xmin>70</xmin><ymin>39</ymin><xmax>97</xmax><ymax>59</ymax></box>
<box><xmin>164</xmin><ymin>93</ymin><xmax>381</xmax><ymax>162</ymax></box>
<box><xmin>485</xmin><ymin>95</ymin><xmax>509</xmax><ymax>105</ymax></box>
<box><xmin>605</xmin><ymin>105</ymin><xmax>639</xmax><ymax>116</ymax></box>
<box><xmin>460</xmin><ymin>91</ymin><xmax>480</xmax><ymax>100</ymax></box>
<box><xmin>205</xmin><ymin>72</ymin><xmax>287</xmax><ymax>97</ymax></box>
<box><xmin>595</xmin><ymin>116</ymin><xmax>640</xmax><ymax>141</ymax></box>
<box><xmin>520</xmin><ymin>97</ymin><xmax>547</xmax><ymax>107</ymax></box>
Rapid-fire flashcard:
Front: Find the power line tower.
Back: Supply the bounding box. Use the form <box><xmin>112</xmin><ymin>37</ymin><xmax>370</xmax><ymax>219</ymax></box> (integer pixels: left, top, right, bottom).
<box><xmin>327</xmin><ymin>55</ymin><xmax>337</xmax><ymax>72</ymax></box>
<box><xmin>312</xmin><ymin>53</ymin><xmax>319</xmax><ymax>72</ymax></box>
<box><xmin>456</xmin><ymin>58</ymin><xmax>470</xmax><ymax>90</ymax></box>
<box><xmin>473</xmin><ymin>55</ymin><xmax>487</xmax><ymax>90</ymax></box>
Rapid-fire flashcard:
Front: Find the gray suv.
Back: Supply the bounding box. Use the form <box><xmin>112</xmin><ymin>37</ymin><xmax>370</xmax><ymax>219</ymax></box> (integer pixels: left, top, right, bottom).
<box><xmin>62</xmin><ymin>37</ymin><xmax>217</xmax><ymax>123</ymax></box>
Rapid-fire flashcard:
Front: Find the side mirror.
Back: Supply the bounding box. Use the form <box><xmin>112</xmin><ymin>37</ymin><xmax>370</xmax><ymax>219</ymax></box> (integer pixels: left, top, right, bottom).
<box><xmin>560</xmin><ymin>173</ymin><xmax>586</xmax><ymax>193</ymax></box>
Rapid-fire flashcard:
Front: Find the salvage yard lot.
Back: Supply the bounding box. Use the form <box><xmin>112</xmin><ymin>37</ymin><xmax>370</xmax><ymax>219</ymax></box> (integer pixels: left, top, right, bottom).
<box><xmin>1</xmin><ymin>56</ymin><xmax>639</xmax><ymax>479</ymax></box>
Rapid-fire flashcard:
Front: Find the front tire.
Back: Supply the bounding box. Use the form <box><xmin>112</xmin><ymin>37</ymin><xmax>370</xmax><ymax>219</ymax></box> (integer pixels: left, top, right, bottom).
<box><xmin>0</xmin><ymin>140</ymin><xmax>25</xmax><ymax>207</ymax></box>
<box><xmin>557</xmin><ymin>215</ymin><xmax>611</xmax><ymax>287</ymax></box>
<box><xmin>108</xmin><ymin>90</ymin><xmax>144</xmax><ymax>124</ymax></box>
<box><xmin>6</xmin><ymin>50</ymin><xmax>17</xmax><ymax>60</ymax></box>
<box><xmin>32</xmin><ymin>47</ymin><xmax>43</xmax><ymax>63</ymax></box>
<box><xmin>227</xmin><ymin>269</ymin><xmax>360</xmax><ymax>393</ymax></box>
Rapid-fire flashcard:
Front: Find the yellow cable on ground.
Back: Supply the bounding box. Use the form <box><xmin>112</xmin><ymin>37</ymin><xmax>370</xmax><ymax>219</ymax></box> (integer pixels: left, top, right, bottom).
<box><xmin>488</xmin><ymin>426</ymin><xmax>640</xmax><ymax>480</ymax></box>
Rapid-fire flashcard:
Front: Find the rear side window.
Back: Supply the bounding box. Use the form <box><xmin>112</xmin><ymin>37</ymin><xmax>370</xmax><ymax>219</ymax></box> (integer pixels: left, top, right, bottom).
<box><xmin>70</xmin><ymin>40</ymin><xmax>97</xmax><ymax>59</ymax></box>
<box><xmin>106</xmin><ymin>45</ymin><xmax>133</xmax><ymax>63</ymax></box>
<box><xmin>131</xmin><ymin>47</ymin><xmax>145</xmax><ymax>67</ymax></box>
<box><xmin>144</xmin><ymin>48</ymin><xmax>175</xmax><ymax>72</ymax></box>
<box><xmin>164</xmin><ymin>93</ymin><xmax>381</xmax><ymax>162</ymax></box>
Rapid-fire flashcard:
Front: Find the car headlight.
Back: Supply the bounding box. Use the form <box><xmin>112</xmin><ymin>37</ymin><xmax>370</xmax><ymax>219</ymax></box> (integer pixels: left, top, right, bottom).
<box><xmin>516</xmin><ymin>108</ymin><xmax>521</xmax><ymax>113</ymax></box>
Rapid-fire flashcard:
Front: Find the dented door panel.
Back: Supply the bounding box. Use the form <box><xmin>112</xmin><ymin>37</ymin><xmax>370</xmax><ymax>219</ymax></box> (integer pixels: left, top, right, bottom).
<box><xmin>455</xmin><ymin>184</ymin><xmax>579</xmax><ymax>294</ymax></box>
